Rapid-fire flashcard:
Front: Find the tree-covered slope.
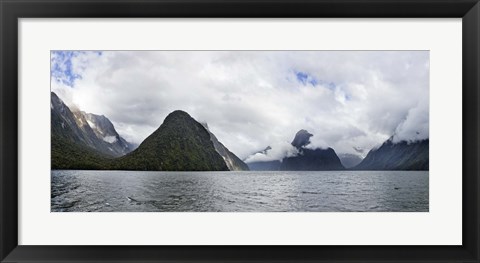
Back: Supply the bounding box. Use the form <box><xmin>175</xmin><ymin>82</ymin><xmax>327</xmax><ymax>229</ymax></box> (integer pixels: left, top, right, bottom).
<box><xmin>113</xmin><ymin>110</ymin><xmax>229</xmax><ymax>171</ymax></box>
<box><xmin>51</xmin><ymin>134</ymin><xmax>111</xmax><ymax>170</ymax></box>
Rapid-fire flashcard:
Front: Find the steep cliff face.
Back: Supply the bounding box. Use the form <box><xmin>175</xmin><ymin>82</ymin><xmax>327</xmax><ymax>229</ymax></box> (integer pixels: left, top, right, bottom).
<box><xmin>203</xmin><ymin>124</ymin><xmax>249</xmax><ymax>171</ymax></box>
<box><xmin>82</xmin><ymin>112</ymin><xmax>135</xmax><ymax>155</ymax></box>
<box><xmin>51</xmin><ymin>92</ymin><xmax>134</xmax><ymax>158</ymax></box>
<box><xmin>51</xmin><ymin>92</ymin><xmax>136</xmax><ymax>169</ymax></box>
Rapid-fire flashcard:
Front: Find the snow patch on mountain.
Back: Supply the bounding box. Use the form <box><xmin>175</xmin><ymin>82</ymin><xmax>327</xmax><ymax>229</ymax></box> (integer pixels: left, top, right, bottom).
<box><xmin>87</xmin><ymin>120</ymin><xmax>96</xmax><ymax>129</ymax></box>
<box><xmin>103</xmin><ymin>135</ymin><xmax>118</xmax><ymax>144</ymax></box>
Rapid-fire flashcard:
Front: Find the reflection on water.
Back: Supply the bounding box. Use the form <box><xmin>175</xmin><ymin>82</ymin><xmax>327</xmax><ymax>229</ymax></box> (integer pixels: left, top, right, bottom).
<box><xmin>51</xmin><ymin>170</ymin><xmax>428</xmax><ymax>212</ymax></box>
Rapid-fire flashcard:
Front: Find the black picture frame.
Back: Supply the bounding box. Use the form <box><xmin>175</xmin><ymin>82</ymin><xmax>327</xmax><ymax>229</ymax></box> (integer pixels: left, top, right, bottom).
<box><xmin>1</xmin><ymin>0</ymin><xmax>479</xmax><ymax>262</ymax></box>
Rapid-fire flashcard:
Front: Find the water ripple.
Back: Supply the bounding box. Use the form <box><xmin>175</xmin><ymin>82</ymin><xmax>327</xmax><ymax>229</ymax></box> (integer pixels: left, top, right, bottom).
<box><xmin>51</xmin><ymin>170</ymin><xmax>429</xmax><ymax>212</ymax></box>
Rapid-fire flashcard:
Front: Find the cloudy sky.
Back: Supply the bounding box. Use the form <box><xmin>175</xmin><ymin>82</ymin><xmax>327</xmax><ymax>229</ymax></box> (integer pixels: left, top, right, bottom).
<box><xmin>51</xmin><ymin>51</ymin><xmax>429</xmax><ymax>161</ymax></box>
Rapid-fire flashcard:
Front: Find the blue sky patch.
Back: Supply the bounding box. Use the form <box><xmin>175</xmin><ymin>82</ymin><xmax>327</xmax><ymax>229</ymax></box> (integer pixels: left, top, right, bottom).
<box><xmin>295</xmin><ymin>71</ymin><xmax>318</xmax><ymax>86</ymax></box>
<box><xmin>296</xmin><ymin>72</ymin><xmax>309</xmax><ymax>85</ymax></box>
<box><xmin>294</xmin><ymin>71</ymin><xmax>337</xmax><ymax>91</ymax></box>
<box><xmin>51</xmin><ymin>51</ymin><xmax>102</xmax><ymax>87</ymax></box>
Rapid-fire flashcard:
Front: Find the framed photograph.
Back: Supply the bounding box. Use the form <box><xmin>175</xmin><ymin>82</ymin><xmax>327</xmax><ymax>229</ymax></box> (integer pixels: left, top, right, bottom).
<box><xmin>1</xmin><ymin>0</ymin><xmax>479</xmax><ymax>262</ymax></box>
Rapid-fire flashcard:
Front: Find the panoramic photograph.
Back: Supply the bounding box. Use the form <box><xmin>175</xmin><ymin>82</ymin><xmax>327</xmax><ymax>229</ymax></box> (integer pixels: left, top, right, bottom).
<box><xmin>51</xmin><ymin>50</ymin><xmax>429</xmax><ymax>212</ymax></box>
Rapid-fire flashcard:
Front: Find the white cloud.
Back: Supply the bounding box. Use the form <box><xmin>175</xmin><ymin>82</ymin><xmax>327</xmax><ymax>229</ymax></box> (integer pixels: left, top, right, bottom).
<box><xmin>51</xmin><ymin>51</ymin><xmax>429</xmax><ymax>159</ymax></box>
<box><xmin>244</xmin><ymin>142</ymin><xmax>299</xmax><ymax>163</ymax></box>
<box><xmin>392</xmin><ymin>100</ymin><xmax>429</xmax><ymax>143</ymax></box>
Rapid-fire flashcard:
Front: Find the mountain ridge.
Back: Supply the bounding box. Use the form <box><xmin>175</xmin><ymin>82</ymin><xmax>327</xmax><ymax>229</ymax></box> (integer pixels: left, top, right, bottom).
<box><xmin>247</xmin><ymin>129</ymin><xmax>345</xmax><ymax>171</ymax></box>
<box><xmin>111</xmin><ymin>110</ymin><xmax>229</xmax><ymax>171</ymax></box>
<box><xmin>354</xmin><ymin>138</ymin><xmax>429</xmax><ymax>170</ymax></box>
<box><xmin>51</xmin><ymin>92</ymin><xmax>134</xmax><ymax>158</ymax></box>
<box><xmin>52</xmin><ymin>92</ymin><xmax>429</xmax><ymax>172</ymax></box>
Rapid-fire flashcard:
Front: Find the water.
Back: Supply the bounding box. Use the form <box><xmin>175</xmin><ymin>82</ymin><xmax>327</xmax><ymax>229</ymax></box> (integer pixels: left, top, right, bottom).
<box><xmin>51</xmin><ymin>170</ymin><xmax>428</xmax><ymax>212</ymax></box>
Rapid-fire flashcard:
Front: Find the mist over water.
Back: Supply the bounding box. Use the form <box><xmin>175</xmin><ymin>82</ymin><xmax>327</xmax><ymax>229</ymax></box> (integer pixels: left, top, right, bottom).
<box><xmin>51</xmin><ymin>170</ymin><xmax>428</xmax><ymax>212</ymax></box>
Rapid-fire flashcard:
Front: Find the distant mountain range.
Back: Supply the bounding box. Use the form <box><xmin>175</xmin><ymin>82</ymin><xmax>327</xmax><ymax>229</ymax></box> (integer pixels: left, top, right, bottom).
<box><xmin>338</xmin><ymin>153</ymin><xmax>363</xmax><ymax>169</ymax></box>
<box><xmin>247</xmin><ymin>130</ymin><xmax>345</xmax><ymax>171</ymax></box>
<box><xmin>51</xmin><ymin>92</ymin><xmax>428</xmax><ymax>171</ymax></box>
<box><xmin>246</xmin><ymin>131</ymin><xmax>428</xmax><ymax>171</ymax></box>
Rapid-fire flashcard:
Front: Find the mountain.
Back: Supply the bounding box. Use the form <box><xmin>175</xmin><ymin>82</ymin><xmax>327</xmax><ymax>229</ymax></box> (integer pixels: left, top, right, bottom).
<box><xmin>51</xmin><ymin>92</ymin><xmax>98</xmax><ymax>150</ymax></box>
<box><xmin>51</xmin><ymin>93</ymin><xmax>109</xmax><ymax>169</ymax></box>
<box><xmin>338</xmin><ymin>153</ymin><xmax>363</xmax><ymax>169</ymax></box>
<box><xmin>82</xmin><ymin>112</ymin><xmax>135</xmax><ymax>155</ymax></box>
<box><xmin>291</xmin><ymin>129</ymin><xmax>313</xmax><ymax>148</ymax></box>
<box><xmin>202</xmin><ymin>123</ymin><xmax>249</xmax><ymax>171</ymax></box>
<box><xmin>246</xmin><ymin>146</ymin><xmax>281</xmax><ymax>170</ymax></box>
<box><xmin>354</xmin><ymin>138</ymin><xmax>429</xmax><ymax>170</ymax></box>
<box><xmin>281</xmin><ymin>148</ymin><xmax>345</xmax><ymax>171</ymax></box>
<box><xmin>113</xmin><ymin>110</ymin><xmax>229</xmax><ymax>171</ymax></box>
<box><xmin>52</xmin><ymin>97</ymin><xmax>243</xmax><ymax>171</ymax></box>
<box><xmin>51</xmin><ymin>92</ymin><xmax>134</xmax><ymax>157</ymax></box>
<box><xmin>247</xmin><ymin>130</ymin><xmax>345</xmax><ymax>171</ymax></box>
<box><xmin>281</xmin><ymin>130</ymin><xmax>344</xmax><ymax>170</ymax></box>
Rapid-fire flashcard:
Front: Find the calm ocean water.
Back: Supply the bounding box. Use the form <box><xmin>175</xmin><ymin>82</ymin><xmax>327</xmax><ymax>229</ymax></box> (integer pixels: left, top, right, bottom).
<box><xmin>51</xmin><ymin>170</ymin><xmax>428</xmax><ymax>212</ymax></box>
